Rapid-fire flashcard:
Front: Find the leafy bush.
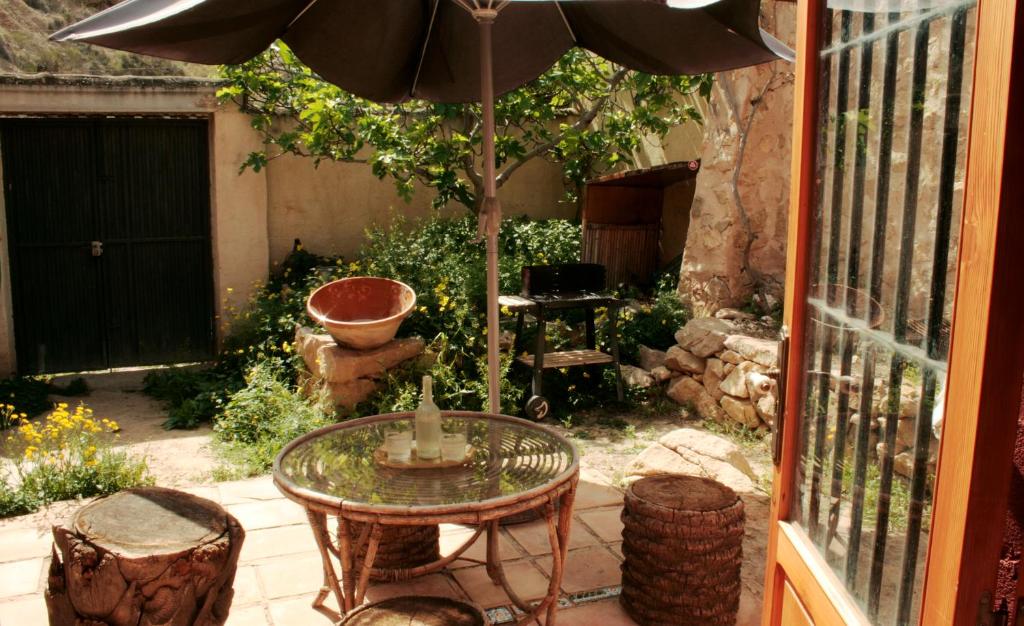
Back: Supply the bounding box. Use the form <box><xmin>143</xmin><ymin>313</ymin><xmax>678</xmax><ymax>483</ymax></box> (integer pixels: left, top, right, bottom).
<box><xmin>212</xmin><ymin>359</ymin><xmax>331</xmax><ymax>478</ymax></box>
<box><xmin>1</xmin><ymin>403</ymin><xmax>152</xmax><ymax>518</ymax></box>
<box><xmin>148</xmin><ymin>214</ymin><xmax>687</xmax><ymax>448</ymax></box>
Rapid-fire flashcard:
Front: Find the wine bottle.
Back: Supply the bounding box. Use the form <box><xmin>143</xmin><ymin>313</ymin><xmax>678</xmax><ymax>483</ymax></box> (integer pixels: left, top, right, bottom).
<box><xmin>415</xmin><ymin>375</ymin><xmax>441</xmax><ymax>460</ymax></box>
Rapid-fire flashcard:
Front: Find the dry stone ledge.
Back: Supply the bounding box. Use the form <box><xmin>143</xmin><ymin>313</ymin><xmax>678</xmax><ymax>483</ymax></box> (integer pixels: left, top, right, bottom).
<box><xmin>650</xmin><ymin>365</ymin><xmax>674</xmax><ymax>383</ymax></box>
<box><xmin>296</xmin><ymin>326</ymin><xmax>425</xmax><ymax>408</ymax></box>
<box><xmin>715</xmin><ymin>307</ymin><xmax>756</xmax><ymax>321</ymax></box>
<box><xmin>719</xmin><ymin>361</ymin><xmax>765</xmax><ymax>399</ymax></box>
<box><xmin>621</xmin><ymin>364</ymin><xmax>656</xmax><ymax>389</ymax></box>
<box><xmin>638</xmin><ymin>345</ymin><xmax>668</xmax><ymax>371</ymax></box>
<box><xmin>665</xmin><ymin>345</ymin><xmax>706</xmax><ymax>374</ymax></box>
<box><xmin>720</xmin><ymin>396</ymin><xmax>760</xmax><ymax>429</ymax></box>
<box><xmin>720</xmin><ymin>349</ymin><xmax>744</xmax><ymax>365</ymax></box>
<box><xmin>296</xmin><ymin>326</ymin><xmax>425</xmax><ymax>383</ymax></box>
<box><xmin>674</xmin><ymin>318</ymin><xmax>733</xmax><ymax>358</ymax></box>
<box><xmin>723</xmin><ymin>334</ymin><xmax>779</xmax><ymax>368</ymax></box>
<box><xmin>625</xmin><ymin>428</ymin><xmax>756</xmax><ymax>494</ymax></box>
<box><xmin>667</xmin><ymin>377</ymin><xmax>727</xmax><ymax>423</ymax></box>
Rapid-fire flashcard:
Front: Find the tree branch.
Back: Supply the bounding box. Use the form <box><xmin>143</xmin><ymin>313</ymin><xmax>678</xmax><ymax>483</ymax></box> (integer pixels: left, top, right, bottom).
<box><xmin>496</xmin><ymin>67</ymin><xmax>629</xmax><ymax>186</ymax></box>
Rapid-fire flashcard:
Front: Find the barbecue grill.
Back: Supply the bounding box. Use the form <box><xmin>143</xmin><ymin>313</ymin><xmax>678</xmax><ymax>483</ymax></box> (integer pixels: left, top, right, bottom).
<box><xmin>500</xmin><ymin>263</ymin><xmax>624</xmax><ymax>419</ymax></box>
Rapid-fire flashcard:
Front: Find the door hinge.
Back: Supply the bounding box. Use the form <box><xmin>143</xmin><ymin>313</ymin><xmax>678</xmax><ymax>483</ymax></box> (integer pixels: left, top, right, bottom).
<box><xmin>769</xmin><ymin>325</ymin><xmax>790</xmax><ymax>465</ymax></box>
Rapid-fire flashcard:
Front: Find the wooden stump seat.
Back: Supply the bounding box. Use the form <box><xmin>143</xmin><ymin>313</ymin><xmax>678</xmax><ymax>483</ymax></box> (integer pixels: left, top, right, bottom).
<box><xmin>620</xmin><ymin>475</ymin><xmax>745</xmax><ymax>626</ymax></box>
<box><xmin>339</xmin><ymin>595</ymin><xmax>488</xmax><ymax>626</ymax></box>
<box><xmin>45</xmin><ymin>486</ymin><xmax>244</xmax><ymax>626</ymax></box>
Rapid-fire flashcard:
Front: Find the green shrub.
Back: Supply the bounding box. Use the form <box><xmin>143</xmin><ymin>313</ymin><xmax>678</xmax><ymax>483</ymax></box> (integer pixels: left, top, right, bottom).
<box><xmin>212</xmin><ymin>359</ymin><xmax>331</xmax><ymax>477</ymax></box>
<box><xmin>1</xmin><ymin>403</ymin><xmax>151</xmax><ymax>518</ymax></box>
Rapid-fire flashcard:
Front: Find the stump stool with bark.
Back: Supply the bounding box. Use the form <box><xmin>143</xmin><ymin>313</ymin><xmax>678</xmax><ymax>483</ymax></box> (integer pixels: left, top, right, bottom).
<box><xmin>338</xmin><ymin>595</ymin><xmax>487</xmax><ymax>626</ymax></box>
<box><xmin>620</xmin><ymin>475</ymin><xmax>745</xmax><ymax>626</ymax></box>
<box><xmin>45</xmin><ymin>486</ymin><xmax>245</xmax><ymax>626</ymax></box>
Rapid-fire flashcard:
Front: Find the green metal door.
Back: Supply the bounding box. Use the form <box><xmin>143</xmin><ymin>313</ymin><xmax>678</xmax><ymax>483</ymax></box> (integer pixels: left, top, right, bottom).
<box><xmin>1</xmin><ymin>118</ymin><xmax>215</xmax><ymax>374</ymax></box>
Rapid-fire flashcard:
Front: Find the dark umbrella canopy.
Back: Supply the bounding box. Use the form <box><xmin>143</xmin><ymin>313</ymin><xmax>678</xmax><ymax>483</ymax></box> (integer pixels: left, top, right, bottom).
<box><xmin>52</xmin><ymin>0</ymin><xmax>791</xmax><ymax>415</ymax></box>
<box><xmin>51</xmin><ymin>0</ymin><xmax>790</xmax><ymax>103</ymax></box>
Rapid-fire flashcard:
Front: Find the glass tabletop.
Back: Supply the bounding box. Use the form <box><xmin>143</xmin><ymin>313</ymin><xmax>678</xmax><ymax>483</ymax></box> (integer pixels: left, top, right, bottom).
<box><xmin>274</xmin><ymin>412</ymin><xmax>578</xmax><ymax>510</ymax></box>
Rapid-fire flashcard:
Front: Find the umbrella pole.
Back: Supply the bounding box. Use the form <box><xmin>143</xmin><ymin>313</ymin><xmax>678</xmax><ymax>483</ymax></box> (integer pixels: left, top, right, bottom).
<box><xmin>477</xmin><ymin>10</ymin><xmax>501</xmax><ymax>414</ymax></box>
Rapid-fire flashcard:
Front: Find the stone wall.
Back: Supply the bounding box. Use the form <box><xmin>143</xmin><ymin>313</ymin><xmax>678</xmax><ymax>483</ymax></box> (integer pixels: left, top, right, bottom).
<box><xmin>676</xmin><ymin>3</ymin><xmax>797</xmax><ymax>316</ymax></box>
<box><xmin>628</xmin><ymin>314</ymin><xmax>780</xmax><ymax>431</ymax></box>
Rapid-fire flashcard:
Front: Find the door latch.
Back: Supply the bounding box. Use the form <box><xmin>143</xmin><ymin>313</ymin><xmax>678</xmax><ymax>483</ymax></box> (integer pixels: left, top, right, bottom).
<box><xmin>768</xmin><ymin>325</ymin><xmax>790</xmax><ymax>465</ymax></box>
<box><xmin>90</xmin><ymin>241</ymin><xmax>103</xmax><ymax>257</ymax></box>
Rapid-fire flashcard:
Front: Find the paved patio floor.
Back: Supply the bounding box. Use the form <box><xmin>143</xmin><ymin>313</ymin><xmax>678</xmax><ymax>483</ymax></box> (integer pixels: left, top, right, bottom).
<box><xmin>0</xmin><ymin>470</ymin><xmax>761</xmax><ymax>625</ymax></box>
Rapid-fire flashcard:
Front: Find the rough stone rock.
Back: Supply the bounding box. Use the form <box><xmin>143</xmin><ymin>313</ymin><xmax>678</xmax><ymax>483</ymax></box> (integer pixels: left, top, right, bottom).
<box><xmin>666</xmin><ymin>377</ymin><xmax>727</xmax><ymax>423</ymax></box>
<box><xmin>724</xmin><ymin>334</ymin><xmax>779</xmax><ymax>368</ymax></box>
<box><xmin>674</xmin><ymin>318</ymin><xmax>733</xmax><ymax>357</ymax></box>
<box><xmin>307</xmin><ymin>377</ymin><xmax>378</xmax><ymax>409</ymax></box>
<box><xmin>715</xmin><ymin>308</ymin><xmax>756</xmax><ymax>321</ymax></box>
<box><xmin>625</xmin><ymin>429</ymin><xmax>755</xmax><ymax>493</ymax></box>
<box><xmin>638</xmin><ymin>345</ymin><xmax>668</xmax><ymax>372</ymax></box>
<box><xmin>621</xmin><ymin>365</ymin><xmax>656</xmax><ymax>389</ymax></box>
<box><xmin>755</xmin><ymin>394</ymin><xmax>777</xmax><ymax>426</ymax></box>
<box><xmin>664</xmin><ymin>346</ymin><xmax>706</xmax><ymax>374</ymax></box>
<box><xmin>703</xmin><ymin>358</ymin><xmax>725</xmax><ymax>401</ymax></box>
<box><xmin>296</xmin><ymin>326</ymin><xmax>424</xmax><ymax>384</ymax></box>
<box><xmin>723</xmin><ymin>362</ymin><xmax>736</xmax><ymax>376</ymax></box>
<box><xmin>746</xmin><ymin>372</ymin><xmax>776</xmax><ymax>400</ymax></box>
<box><xmin>894</xmin><ymin>451</ymin><xmax>915</xmax><ymax>479</ymax></box>
<box><xmin>720</xmin><ymin>396</ymin><xmax>761</xmax><ymax>429</ymax></box>
<box><xmin>720</xmin><ymin>350</ymin><xmax>744</xmax><ymax>365</ymax></box>
<box><xmin>650</xmin><ymin>366</ymin><xmax>674</xmax><ymax>382</ymax></box>
<box><xmin>719</xmin><ymin>361</ymin><xmax>765</xmax><ymax>399</ymax></box>
<box><xmin>659</xmin><ymin>428</ymin><xmax>756</xmax><ymax>479</ymax></box>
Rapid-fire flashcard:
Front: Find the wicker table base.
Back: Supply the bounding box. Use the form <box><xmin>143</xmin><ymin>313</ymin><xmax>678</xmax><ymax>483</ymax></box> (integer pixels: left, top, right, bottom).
<box><xmin>620</xmin><ymin>475</ymin><xmax>745</xmax><ymax>626</ymax></box>
<box><xmin>274</xmin><ymin>411</ymin><xmax>581</xmax><ymax>626</ymax></box>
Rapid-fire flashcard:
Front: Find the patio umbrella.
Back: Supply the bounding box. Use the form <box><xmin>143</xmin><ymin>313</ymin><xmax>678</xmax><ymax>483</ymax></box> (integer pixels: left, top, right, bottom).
<box><xmin>52</xmin><ymin>0</ymin><xmax>792</xmax><ymax>414</ymax></box>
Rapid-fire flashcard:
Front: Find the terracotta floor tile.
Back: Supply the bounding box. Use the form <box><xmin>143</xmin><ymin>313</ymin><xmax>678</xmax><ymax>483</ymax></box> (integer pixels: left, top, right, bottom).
<box><xmin>364</xmin><ymin>573</ymin><xmax>464</xmax><ymax>603</ymax></box>
<box><xmin>256</xmin><ymin>553</ymin><xmax>327</xmax><ymax>600</ymax></box>
<box><xmin>539</xmin><ymin>546</ymin><xmax>622</xmax><ymax>594</ymax></box>
<box><xmin>179</xmin><ymin>485</ymin><xmax>222</xmax><ymax>504</ymax></box>
<box><xmin>607</xmin><ymin>542</ymin><xmax>623</xmax><ymax>560</ymax></box>
<box><xmin>440</xmin><ymin>528</ymin><xmax>519</xmax><ymax>567</ymax></box>
<box><xmin>577</xmin><ymin>507</ymin><xmax>624</xmax><ymax>543</ymax></box>
<box><xmin>574</xmin><ymin>471</ymin><xmax>624</xmax><ymax>510</ymax></box>
<box><xmin>505</xmin><ymin>518</ymin><xmax>598</xmax><ymax>556</ymax></box>
<box><xmin>0</xmin><ymin>559</ymin><xmax>43</xmax><ymax>599</ymax></box>
<box><xmin>227</xmin><ymin>499</ymin><xmax>307</xmax><ymax>531</ymax></box>
<box><xmin>451</xmin><ymin>561</ymin><xmax>551</xmax><ymax>608</ymax></box>
<box><xmin>239</xmin><ymin>524</ymin><xmax>318</xmax><ymax>563</ymax></box>
<box><xmin>267</xmin><ymin>594</ymin><xmax>339</xmax><ymax>626</ymax></box>
<box><xmin>0</xmin><ymin>527</ymin><xmax>53</xmax><ymax>564</ymax></box>
<box><xmin>231</xmin><ymin>565</ymin><xmax>263</xmax><ymax>607</ymax></box>
<box><xmin>557</xmin><ymin>598</ymin><xmax>638</xmax><ymax>625</ymax></box>
<box><xmin>0</xmin><ymin>595</ymin><xmax>49</xmax><ymax>625</ymax></box>
<box><xmin>218</xmin><ymin>478</ymin><xmax>283</xmax><ymax>505</ymax></box>
<box><xmin>224</xmin><ymin>604</ymin><xmax>271</xmax><ymax>626</ymax></box>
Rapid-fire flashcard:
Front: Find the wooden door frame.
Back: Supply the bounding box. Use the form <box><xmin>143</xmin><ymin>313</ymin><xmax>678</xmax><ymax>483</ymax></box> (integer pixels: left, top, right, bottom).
<box><xmin>763</xmin><ymin>1</ymin><xmax>1024</xmax><ymax>624</ymax></box>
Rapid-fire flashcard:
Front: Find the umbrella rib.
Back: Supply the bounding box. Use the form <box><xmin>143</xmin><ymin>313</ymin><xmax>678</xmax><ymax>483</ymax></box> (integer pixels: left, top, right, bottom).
<box><xmin>285</xmin><ymin>0</ymin><xmax>321</xmax><ymax>30</ymax></box>
<box><xmin>554</xmin><ymin>2</ymin><xmax>577</xmax><ymax>43</ymax></box>
<box><xmin>410</xmin><ymin>0</ymin><xmax>442</xmax><ymax>98</ymax></box>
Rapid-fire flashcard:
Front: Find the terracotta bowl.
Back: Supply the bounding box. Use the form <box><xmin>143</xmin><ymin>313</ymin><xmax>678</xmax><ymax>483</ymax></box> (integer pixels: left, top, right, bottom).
<box><xmin>306</xmin><ymin>277</ymin><xmax>417</xmax><ymax>350</ymax></box>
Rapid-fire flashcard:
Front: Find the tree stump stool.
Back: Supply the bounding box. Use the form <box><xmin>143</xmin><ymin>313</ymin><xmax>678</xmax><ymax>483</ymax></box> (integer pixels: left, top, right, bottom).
<box><xmin>620</xmin><ymin>475</ymin><xmax>744</xmax><ymax>626</ymax></box>
<box><xmin>349</xmin><ymin>522</ymin><xmax>440</xmax><ymax>581</ymax></box>
<box><xmin>339</xmin><ymin>595</ymin><xmax>487</xmax><ymax>626</ymax></box>
<box><xmin>45</xmin><ymin>486</ymin><xmax>244</xmax><ymax>626</ymax></box>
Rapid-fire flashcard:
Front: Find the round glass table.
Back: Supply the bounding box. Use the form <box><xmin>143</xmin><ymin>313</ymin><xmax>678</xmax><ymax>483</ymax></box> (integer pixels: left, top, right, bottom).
<box><xmin>273</xmin><ymin>411</ymin><xmax>580</xmax><ymax>624</ymax></box>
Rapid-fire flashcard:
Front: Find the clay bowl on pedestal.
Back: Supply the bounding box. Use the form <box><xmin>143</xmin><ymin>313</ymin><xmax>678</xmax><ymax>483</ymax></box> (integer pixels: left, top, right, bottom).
<box><xmin>306</xmin><ymin>277</ymin><xmax>417</xmax><ymax>350</ymax></box>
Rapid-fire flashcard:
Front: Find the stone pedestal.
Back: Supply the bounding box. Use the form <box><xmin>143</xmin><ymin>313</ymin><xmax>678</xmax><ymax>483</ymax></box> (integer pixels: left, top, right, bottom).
<box><xmin>296</xmin><ymin>326</ymin><xmax>425</xmax><ymax>408</ymax></box>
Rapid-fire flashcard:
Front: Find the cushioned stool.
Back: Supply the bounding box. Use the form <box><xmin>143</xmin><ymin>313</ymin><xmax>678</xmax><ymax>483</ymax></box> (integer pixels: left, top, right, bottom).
<box><xmin>620</xmin><ymin>475</ymin><xmax>745</xmax><ymax>626</ymax></box>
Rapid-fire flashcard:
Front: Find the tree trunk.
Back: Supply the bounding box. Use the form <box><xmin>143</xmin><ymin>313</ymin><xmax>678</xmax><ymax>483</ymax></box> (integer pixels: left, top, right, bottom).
<box><xmin>45</xmin><ymin>487</ymin><xmax>244</xmax><ymax>626</ymax></box>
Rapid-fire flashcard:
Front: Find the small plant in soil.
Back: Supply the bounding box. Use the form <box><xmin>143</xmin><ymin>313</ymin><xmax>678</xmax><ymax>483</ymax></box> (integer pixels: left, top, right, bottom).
<box><xmin>1</xmin><ymin>403</ymin><xmax>151</xmax><ymax>518</ymax></box>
